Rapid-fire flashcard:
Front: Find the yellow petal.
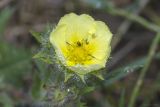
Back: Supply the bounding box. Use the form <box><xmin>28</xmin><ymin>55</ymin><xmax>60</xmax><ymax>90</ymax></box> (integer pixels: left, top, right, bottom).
<box><xmin>50</xmin><ymin>13</ymin><xmax>112</xmax><ymax>75</ymax></box>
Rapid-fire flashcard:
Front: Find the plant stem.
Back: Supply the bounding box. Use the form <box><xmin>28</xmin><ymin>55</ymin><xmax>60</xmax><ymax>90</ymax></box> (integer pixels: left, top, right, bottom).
<box><xmin>112</xmin><ymin>0</ymin><xmax>150</xmax><ymax>49</ymax></box>
<box><xmin>105</xmin><ymin>8</ymin><xmax>160</xmax><ymax>33</ymax></box>
<box><xmin>128</xmin><ymin>33</ymin><xmax>160</xmax><ymax>107</ymax></box>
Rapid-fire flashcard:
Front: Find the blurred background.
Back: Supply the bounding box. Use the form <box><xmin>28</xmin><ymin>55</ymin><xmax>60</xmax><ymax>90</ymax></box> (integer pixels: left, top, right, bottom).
<box><xmin>0</xmin><ymin>0</ymin><xmax>160</xmax><ymax>107</ymax></box>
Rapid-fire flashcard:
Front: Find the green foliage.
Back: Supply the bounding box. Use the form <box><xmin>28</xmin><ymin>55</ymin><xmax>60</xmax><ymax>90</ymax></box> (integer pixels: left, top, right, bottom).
<box><xmin>30</xmin><ymin>30</ymin><xmax>42</xmax><ymax>43</ymax></box>
<box><xmin>104</xmin><ymin>59</ymin><xmax>143</xmax><ymax>86</ymax></box>
<box><xmin>0</xmin><ymin>42</ymin><xmax>32</xmax><ymax>86</ymax></box>
<box><xmin>80</xmin><ymin>86</ymin><xmax>95</xmax><ymax>95</ymax></box>
<box><xmin>30</xmin><ymin>9</ymin><xmax>160</xmax><ymax>106</ymax></box>
<box><xmin>0</xmin><ymin>93</ymin><xmax>13</xmax><ymax>107</ymax></box>
<box><xmin>33</xmin><ymin>48</ymin><xmax>54</xmax><ymax>64</ymax></box>
<box><xmin>31</xmin><ymin>26</ymin><xmax>58</xmax><ymax>101</ymax></box>
<box><xmin>31</xmin><ymin>60</ymin><xmax>51</xmax><ymax>100</ymax></box>
<box><xmin>31</xmin><ymin>71</ymin><xmax>45</xmax><ymax>100</ymax></box>
<box><xmin>0</xmin><ymin>8</ymin><xmax>13</xmax><ymax>35</ymax></box>
<box><xmin>103</xmin><ymin>52</ymin><xmax>160</xmax><ymax>87</ymax></box>
<box><xmin>91</xmin><ymin>70</ymin><xmax>104</xmax><ymax>80</ymax></box>
<box><xmin>31</xmin><ymin>23</ymin><xmax>156</xmax><ymax>106</ymax></box>
<box><xmin>74</xmin><ymin>98</ymin><xmax>87</xmax><ymax>107</ymax></box>
<box><xmin>31</xmin><ymin>26</ymin><xmax>99</xmax><ymax>106</ymax></box>
<box><xmin>0</xmin><ymin>8</ymin><xmax>32</xmax><ymax>106</ymax></box>
<box><xmin>31</xmin><ymin>26</ymin><xmax>55</xmax><ymax>64</ymax></box>
<box><xmin>0</xmin><ymin>8</ymin><xmax>32</xmax><ymax>87</ymax></box>
<box><xmin>119</xmin><ymin>89</ymin><xmax>126</xmax><ymax>107</ymax></box>
<box><xmin>64</xmin><ymin>71</ymin><xmax>74</xmax><ymax>82</ymax></box>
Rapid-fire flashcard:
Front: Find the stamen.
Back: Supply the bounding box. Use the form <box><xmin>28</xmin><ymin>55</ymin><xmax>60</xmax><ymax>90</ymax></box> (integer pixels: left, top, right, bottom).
<box><xmin>66</xmin><ymin>42</ymin><xmax>74</xmax><ymax>47</ymax></box>
<box><xmin>65</xmin><ymin>38</ymin><xmax>96</xmax><ymax>65</ymax></box>
<box><xmin>88</xmin><ymin>54</ymin><xmax>98</xmax><ymax>60</ymax></box>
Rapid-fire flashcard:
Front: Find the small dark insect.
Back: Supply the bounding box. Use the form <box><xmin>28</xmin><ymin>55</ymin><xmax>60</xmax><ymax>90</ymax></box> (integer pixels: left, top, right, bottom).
<box><xmin>77</xmin><ymin>41</ymin><xmax>82</xmax><ymax>46</ymax></box>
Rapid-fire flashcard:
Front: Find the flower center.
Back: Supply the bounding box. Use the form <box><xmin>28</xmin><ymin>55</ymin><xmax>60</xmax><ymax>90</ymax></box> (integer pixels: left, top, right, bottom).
<box><xmin>64</xmin><ymin>37</ymin><xmax>96</xmax><ymax>66</ymax></box>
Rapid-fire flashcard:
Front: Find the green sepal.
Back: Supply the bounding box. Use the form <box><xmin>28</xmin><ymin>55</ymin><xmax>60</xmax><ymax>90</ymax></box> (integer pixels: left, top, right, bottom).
<box><xmin>33</xmin><ymin>49</ymin><xmax>53</xmax><ymax>64</ymax></box>
<box><xmin>54</xmin><ymin>89</ymin><xmax>67</xmax><ymax>102</ymax></box>
<box><xmin>30</xmin><ymin>30</ymin><xmax>42</xmax><ymax>43</ymax></box>
<box><xmin>92</xmin><ymin>71</ymin><xmax>104</xmax><ymax>80</ymax></box>
<box><xmin>77</xmin><ymin>74</ymin><xmax>86</xmax><ymax>84</ymax></box>
<box><xmin>31</xmin><ymin>25</ymin><xmax>55</xmax><ymax>65</ymax></box>
<box><xmin>64</xmin><ymin>71</ymin><xmax>74</xmax><ymax>82</ymax></box>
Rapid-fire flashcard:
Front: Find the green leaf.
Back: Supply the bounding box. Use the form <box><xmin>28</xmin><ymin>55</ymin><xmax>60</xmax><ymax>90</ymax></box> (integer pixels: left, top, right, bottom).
<box><xmin>104</xmin><ymin>65</ymin><xmax>142</xmax><ymax>86</ymax></box>
<box><xmin>30</xmin><ymin>30</ymin><xmax>42</xmax><ymax>43</ymax></box>
<box><xmin>77</xmin><ymin>74</ymin><xmax>86</xmax><ymax>84</ymax></box>
<box><xmin>104</xmin><ymin>52</ymin><xmax>160</xmax><ymax>86</ymax></box>
<box><xmin>64</xmin><ymin>72</ymin><xmax>74</xmax><ymax>82</ymax></box>
<box><xmin>0</xmin><ymin>8</ymin><xmax>31</xmax><ymax>85</ymax></box>
<box><xmin>0</xmin><ymin>93</ymin><xmax>14</xmax><ymax>107</ymax></box>
<box><xmin>75</xmin><ymin>98</ymin><xmax>87</xmax><ymax>107</ymax></box>
<box><xmin>119</xmin><ymin>88</ymin><xmax>126</xmax><ymax>107</ymax></box>
<box><xmin>32</xmin><ymin>26</ymin><xmax>55</xmax><ymax>64</ymax></box>
<box><xmin>92</xmin><ymin>71</ymin><xmax>104</xmax><ymax>80</ymax></box>
<box><xmin>31</xmin><ymin>71</ymin><xmax>46</xmax><ymax>100</ymax></box>
<box><xmin>0</xmin><ymin>8</ymin><xmax>13</xmax><ymax>36</ymax></box>
<box><xmin>81</xmin><ymin>86</ymin><xmax>95</xmax><ymax>95</ymax></box>
<box><xmin>33</xmin><ymin>48</ymin><xmax>54</xmax><ymax>64</ymax></box>
<box><xmin>31</xmin><ymin>60</ymin><xmax>52</xmax><ymax>100</ymax></box>
<box><xmin>104</xmin><ymin>58</ymin><xmax>145</xmax><ymax>86</ymax></box>
<box><xmin>34</xmin><ymin>60</ymin><xmax>51</xmax><ymax>83</ymax></box>
<box><xmin>54</xmin><ymin>89</ymin><xmax>67</xmax><ymax>102</ymax></box>
<box><xmin>0</xmin><ymin>42</ymin><xmax>31</xmax><ymax>87</ymax></box>
<box><xmin>32</xmin><ymin>25</ymin><xmax>55</xmax><ymax>65</ymax></box>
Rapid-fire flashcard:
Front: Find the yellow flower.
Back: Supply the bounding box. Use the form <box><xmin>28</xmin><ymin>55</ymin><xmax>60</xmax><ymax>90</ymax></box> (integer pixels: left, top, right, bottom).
<box><xmin>50</xmin><ymin>13</ymin><xmax>112</xmax><ymax>75</ymax></box>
